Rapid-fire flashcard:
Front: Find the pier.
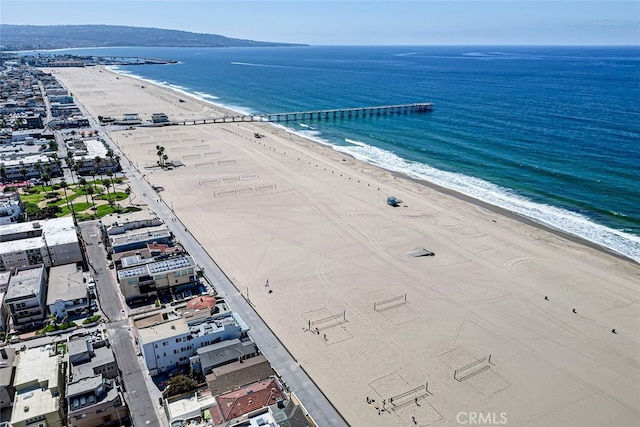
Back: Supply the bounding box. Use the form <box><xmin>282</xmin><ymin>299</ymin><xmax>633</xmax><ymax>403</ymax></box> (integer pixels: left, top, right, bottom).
<box><xmin>175</xmin><ymin>102</ymin><xmax>433</xmax><ymax>126</ymax></box>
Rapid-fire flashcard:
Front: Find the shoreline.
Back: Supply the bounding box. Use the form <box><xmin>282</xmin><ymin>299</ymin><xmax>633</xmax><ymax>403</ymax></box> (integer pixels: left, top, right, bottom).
<box><xmin>52</xmin><ymin>65</ymin><xmax>640</xmax><ymax>427</ymax></box>
<box><xmin>105</xmin><ymin>64</ymin><xmax>638</xmax><ymax>265</ymax></box>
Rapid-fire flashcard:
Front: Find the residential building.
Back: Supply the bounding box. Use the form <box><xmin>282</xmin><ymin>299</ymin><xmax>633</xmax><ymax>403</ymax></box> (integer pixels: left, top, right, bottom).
<box><xmin>68</xmin><ymin>335</ymin><xmax>118</xmax><ymax>381</ymax></box>
<box><xmin>0</xmin><ymin>347</ymin><xmax>16</xmax><ymax>409</ymax></box>
<box><xmin>108</xmin><ymin>228</ymin><xmax>173</xmax><ymax>254</ymax></box>
<box><xmin>190</xmin><ymin>337</ymin><xmax>259</xmax><ymax>377</ymax></box>
<box><xmin>0</xmin><ymin>217</ymin><xmax>83</xmax><ymax>271</ymax></box>
<box><xmin>228</xmin><ymin>398</ymin><xmax>311</xmax><ymax>427</ymax></box>
<box><xmin>47</xmin><ymin>263</ymin><xmax>89</xmax><ymax>320</ymax></box>
<box><xmin>137</xmin><ymin>312</ymin><xmax>249</xmax><ymax>376</ymax></box>
<box><xmin>0</xmin><ymin>191</ymin><xmax>23</xmax><ymax>224</ymax></box>
<box><xmin>0</xmin><ymin>272</ymin><xmax>10</xmax><ymax>331</ymax></box>
<box><xmin>65</xmin><ymin>333</ymin><xmax>128</xmax><ymax>427</ymax></box>
<box><xmin>0</xmin><ymin>153</ymin><xmax>62</xmax><ymax>182</ymax></box>
<box><xmin>206</xmin><ymin>354</ymin><xmax>273</xmax><ymax>396</ymax></box>
<box><xmin>66</xmin><ymin>375</ymin><xmax>125</xmax><ymax>427</ymax></box>
<box><xmin>0</xmin><ymin>271</ymin><xmax>10</xmax><ymax>293</ymax></box>
<box><xmin>0</xmin><ymin>292</ymin><xmax>7</xmax><ymax>332</ymax></box>
<box><xmin>210</xmin><ymin>378</ymin><xmax>285</xmax><ymax>425</ymax></box>
<box><xmin>70</xmin><ymin>139</ymin><xmax>120</xmax><ymax>175</ymax></box>
<box><xmin>102</xmin><ymin>210</ymin><xmax>164</xmax><ymax>236</ymax></box>
<box><xmin>4</xmin><ymin>265</ymin><xmax>47</xmax><ymax>330</ymax></box>
<box><xmin>117</xmin><ymin>255</ymin><xmax>196</xmax><ymax>302</ymax></box>
<box><xmin>10</xmin><ymin>346</ymin><xmax>63</xmax><ymax>427</ymax></box>
<box><xmin>164</xmin><ymin>390</ymin><xmax>218</xmax><ymax>427</ymax></box>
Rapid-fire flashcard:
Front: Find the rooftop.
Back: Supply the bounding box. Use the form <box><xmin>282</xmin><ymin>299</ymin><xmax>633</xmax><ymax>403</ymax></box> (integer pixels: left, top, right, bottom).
<box><xmin>72</xmin><ymin>346</ymin><xmax>115</xmax><ymax>380</ymax></box>
<box><xmin>46</xmin><ymin>263</ymin><xmax>86</xmax><ymax>304</ymax></box>
<box><xmin>209</xmin><ymin>354</ymin><xmax>270</xmax><ymax>378</ymax></box>
<box><xmin>186</xmin><ymin>295</ymin><xmax>217</xmax><ymax>311</ymax></box>
<box><xmin>11</xmin><ymin>387</ymin><xmax>60</xmax><ymax>424</ymax></box>
<box><xmin>110</xmin><ymin>227</ymin><xmax>172</xmax><ymax>249</ymax></box>
<box><xmin>5</xmin><ymin>265</ymin><xmax>45</xmax><ymax>301</ymax></box>
<box><xmin>212</xmin><ymin>378</ymin><xmax>284</xmax><ymax>424</ymax></box>
<box><xmin>166</xmin><ymin>391</ymin><xmax>217</xmax><ymax>425</ymax></box>
<box><xmin>13</xmin><ymin>346</ymin><xmax>60</xmax><ymax>391</ymax></box>
<box><xmin>0</xmin><ymin>216</ymin><xmax>78</xmax><ymax>253</ymax></box>
<box><xmin>67</xmin><ymin>374</ymin><xmax>102</xmax><ymax>397</ymax></box>
<box><xmin>197</xmin><ymin>338</ymin><xmax>257</xmax><ymax>370</ymax></box>
<box><xmin>137</xmin><ymin>317</ymin><xmax>190</xmax><ymax>344</ymax></box>
<box><xmin>118</xmin><ymin>255</ymin><xmax>194</xmax><ymax>279</ymax></box>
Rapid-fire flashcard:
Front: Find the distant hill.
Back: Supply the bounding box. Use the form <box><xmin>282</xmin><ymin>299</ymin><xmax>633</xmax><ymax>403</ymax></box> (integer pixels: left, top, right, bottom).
<box><xmin>0</xmin><ymin>24</ymin><xmax>307</xmax><ymax>50</ymax></box>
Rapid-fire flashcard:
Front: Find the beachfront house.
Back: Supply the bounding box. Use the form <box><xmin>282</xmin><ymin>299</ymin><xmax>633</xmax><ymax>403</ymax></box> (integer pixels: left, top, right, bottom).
<box><xmin>209</xmin><ymin>378</ymin><xmax>286</xmax><ymax>425</ymax></box>
<box><xmin>205</xmin><ymin>354</ymin><xmax>273</xmax><ymax>396</ymax></box>
<box><xmin>137</xmin><ymin>312</ymin><xmax>249</xmax><ymax>376</ymax></box>
<box><xmin>189</xmin><ymin>337</ymin><xmax>259</xmax><ymax>377</ymax></box>
<box><xmin>117</xmin><ymin>254</ymin><xmax>196</xmax><ymax>303</ymax></box>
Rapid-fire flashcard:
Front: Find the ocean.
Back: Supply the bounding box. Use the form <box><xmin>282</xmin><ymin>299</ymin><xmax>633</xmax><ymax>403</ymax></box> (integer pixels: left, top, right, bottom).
<box><xmin>38</xmin><ymin>46</ymin><xmax>640</xmax><ymax>262</ymax></box>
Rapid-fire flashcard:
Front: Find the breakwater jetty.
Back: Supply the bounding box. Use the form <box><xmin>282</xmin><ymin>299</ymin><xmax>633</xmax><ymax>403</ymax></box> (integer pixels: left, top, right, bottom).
<box><xmin>175</xmin><ymin>102</ymin><xmax>434</xmax><ymax>125</ymax></box>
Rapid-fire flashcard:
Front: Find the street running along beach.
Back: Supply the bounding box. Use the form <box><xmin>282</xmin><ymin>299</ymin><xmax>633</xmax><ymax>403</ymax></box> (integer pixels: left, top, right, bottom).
<box><xmin>51</xmin><ymin>65</ymin><xmax>640</xmax><ymax>426</ymax></box>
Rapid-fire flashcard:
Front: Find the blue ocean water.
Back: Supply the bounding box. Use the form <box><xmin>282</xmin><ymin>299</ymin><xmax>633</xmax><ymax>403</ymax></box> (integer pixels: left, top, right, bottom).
<box><xmin>43</xmin><ymin>46</ymin><xmax>640</xmax><ymax>261</ymax></box>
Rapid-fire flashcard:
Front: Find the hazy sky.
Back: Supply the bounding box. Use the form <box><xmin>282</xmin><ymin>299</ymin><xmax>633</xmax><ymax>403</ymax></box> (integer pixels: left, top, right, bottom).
<box><xmin>2</xmin><ymin>1</ymin><xmax>639</xmax><ymax>45</ymax></box>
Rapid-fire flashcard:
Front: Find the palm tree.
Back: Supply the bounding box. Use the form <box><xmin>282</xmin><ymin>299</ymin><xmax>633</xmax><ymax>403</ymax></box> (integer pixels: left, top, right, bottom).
<box><xmin>156</xmin><ymin>145</ymin><xmax>165</xmax><ymax>167</ymax></box>
<box><xmin>44</xmin><ymin>165</ymin><xmax>53</xmax><ymax>188</ymax></box>
<box><xmin>94</xmin><ymin>156</ymin><xmax>105</xmax><ymax>194</ymax></box>
<box><xmin>104</xmin><ymin>180</ymin><xmax>112</xmax><ymax>204</ymax></box>
<box><xmin>60</xmin><ymin>179</ymin><xmax>78</xmax><ymax>224</ymax></box>
<box><xmin>19</xmin><ymin>167</ymin><xmax>28</xmax><ymax>187</ymax></box>
<box><xmin>59</xmin><ymin>178</ymin><xmax>70</xmax><ymax>208</ymax></box>
<box><xmin>125</xmin><ymin>186</ymin><xmax>132</xmax><ymax>205</ymax></box>
<box><xmin>34</xmin><ymin>161</ymin><xmax>43</xmax><ymax>181</ymax></box>
<box><xmin>105</xmin><ymin>170</ymin><xmax>115</xmax><ymax>202</ymax></box>
<box><xmin>79</xmin><ymin>177</ymin><xmax>91</xmax><ymax>205</ymax></box>
<box><xmin>86</xmin><ymin>186</ymin><xmax>96</xmax><ymax>218</ymax></box>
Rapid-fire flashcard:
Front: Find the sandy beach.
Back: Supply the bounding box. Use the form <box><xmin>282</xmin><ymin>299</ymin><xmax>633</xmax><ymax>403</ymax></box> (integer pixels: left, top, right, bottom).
<box><xmin>51</xmin><ymin>65</ymin><xmax>640</xmax><ymax>426</ymax></box>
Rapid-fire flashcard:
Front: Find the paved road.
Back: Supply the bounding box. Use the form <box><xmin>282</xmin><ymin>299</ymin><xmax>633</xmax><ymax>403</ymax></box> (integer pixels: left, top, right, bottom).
<box><xmin>71</xmin><ymin>93</ymin><xmax>348</xmax><ymax>426</ymax></box>
<box><xmin>80</xmin><ymin>221</ymin><xmax>163</xmax><ymax>427</ymax></box>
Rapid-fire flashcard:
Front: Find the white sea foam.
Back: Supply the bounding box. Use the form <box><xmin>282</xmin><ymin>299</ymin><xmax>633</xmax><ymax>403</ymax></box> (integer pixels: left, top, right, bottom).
<box><xmin>338</xmin><ymin>138</ymin><xmax>640</xmax><ymax>262</ymax></box>
<box><xmin>194</xmin><ymin>91</ymin><xmax>219</xmax><ymax>100</ymax></box>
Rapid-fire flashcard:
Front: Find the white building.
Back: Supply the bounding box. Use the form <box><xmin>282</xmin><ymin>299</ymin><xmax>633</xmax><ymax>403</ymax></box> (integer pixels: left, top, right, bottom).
<box><xmin>0</xmin><ymin>217</ymin><xmax>83</xmax><ymax>272</ymax></box>
<box><xmin>10</xmin><ymin>346</ymin><xmax>63</xmax><ymax>427</ymax></box>
<box><xmin>137</xmin><ymin>312</ymin><xmax>249</xmax><ymax>376</ymax></box>
<box><xmin>70</xmin><ymin>139</ymin><xmax>120</xmax><ymax>175</ymax></box>
<box><xmin>4</xmin><ymin>265</ymin><xmax>47</xmax><ymax>330</ymax></box>
<box><xmin>0</xmin><ymin>191</ymin><xmax>23</xmax><ymax>225</ymax></box>
<box><xmin>117</xmin><ymin>255</ymin><xmax>196</xmax><ymax>302</ymax></box>
<box><xmin>0</xmin><ymin>153</ymin><xmax>62</xmax><ymax>182</ymax></box>
<box><xmin>47</xmin><ymin>263</ymin><xmax>89</xmax><ymax>320</ymax></box>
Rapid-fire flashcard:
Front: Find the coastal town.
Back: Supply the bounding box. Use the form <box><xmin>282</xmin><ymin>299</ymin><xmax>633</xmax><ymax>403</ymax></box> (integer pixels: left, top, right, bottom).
<box><xmin>0</xmin><ymin>60</ymin><xmax>318</xmax><ymax>426</ymax></box>
<box><xmin>1</xmin><ymin>46</ymin><xmax>638</xmax><ymax>427</ymax></box>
